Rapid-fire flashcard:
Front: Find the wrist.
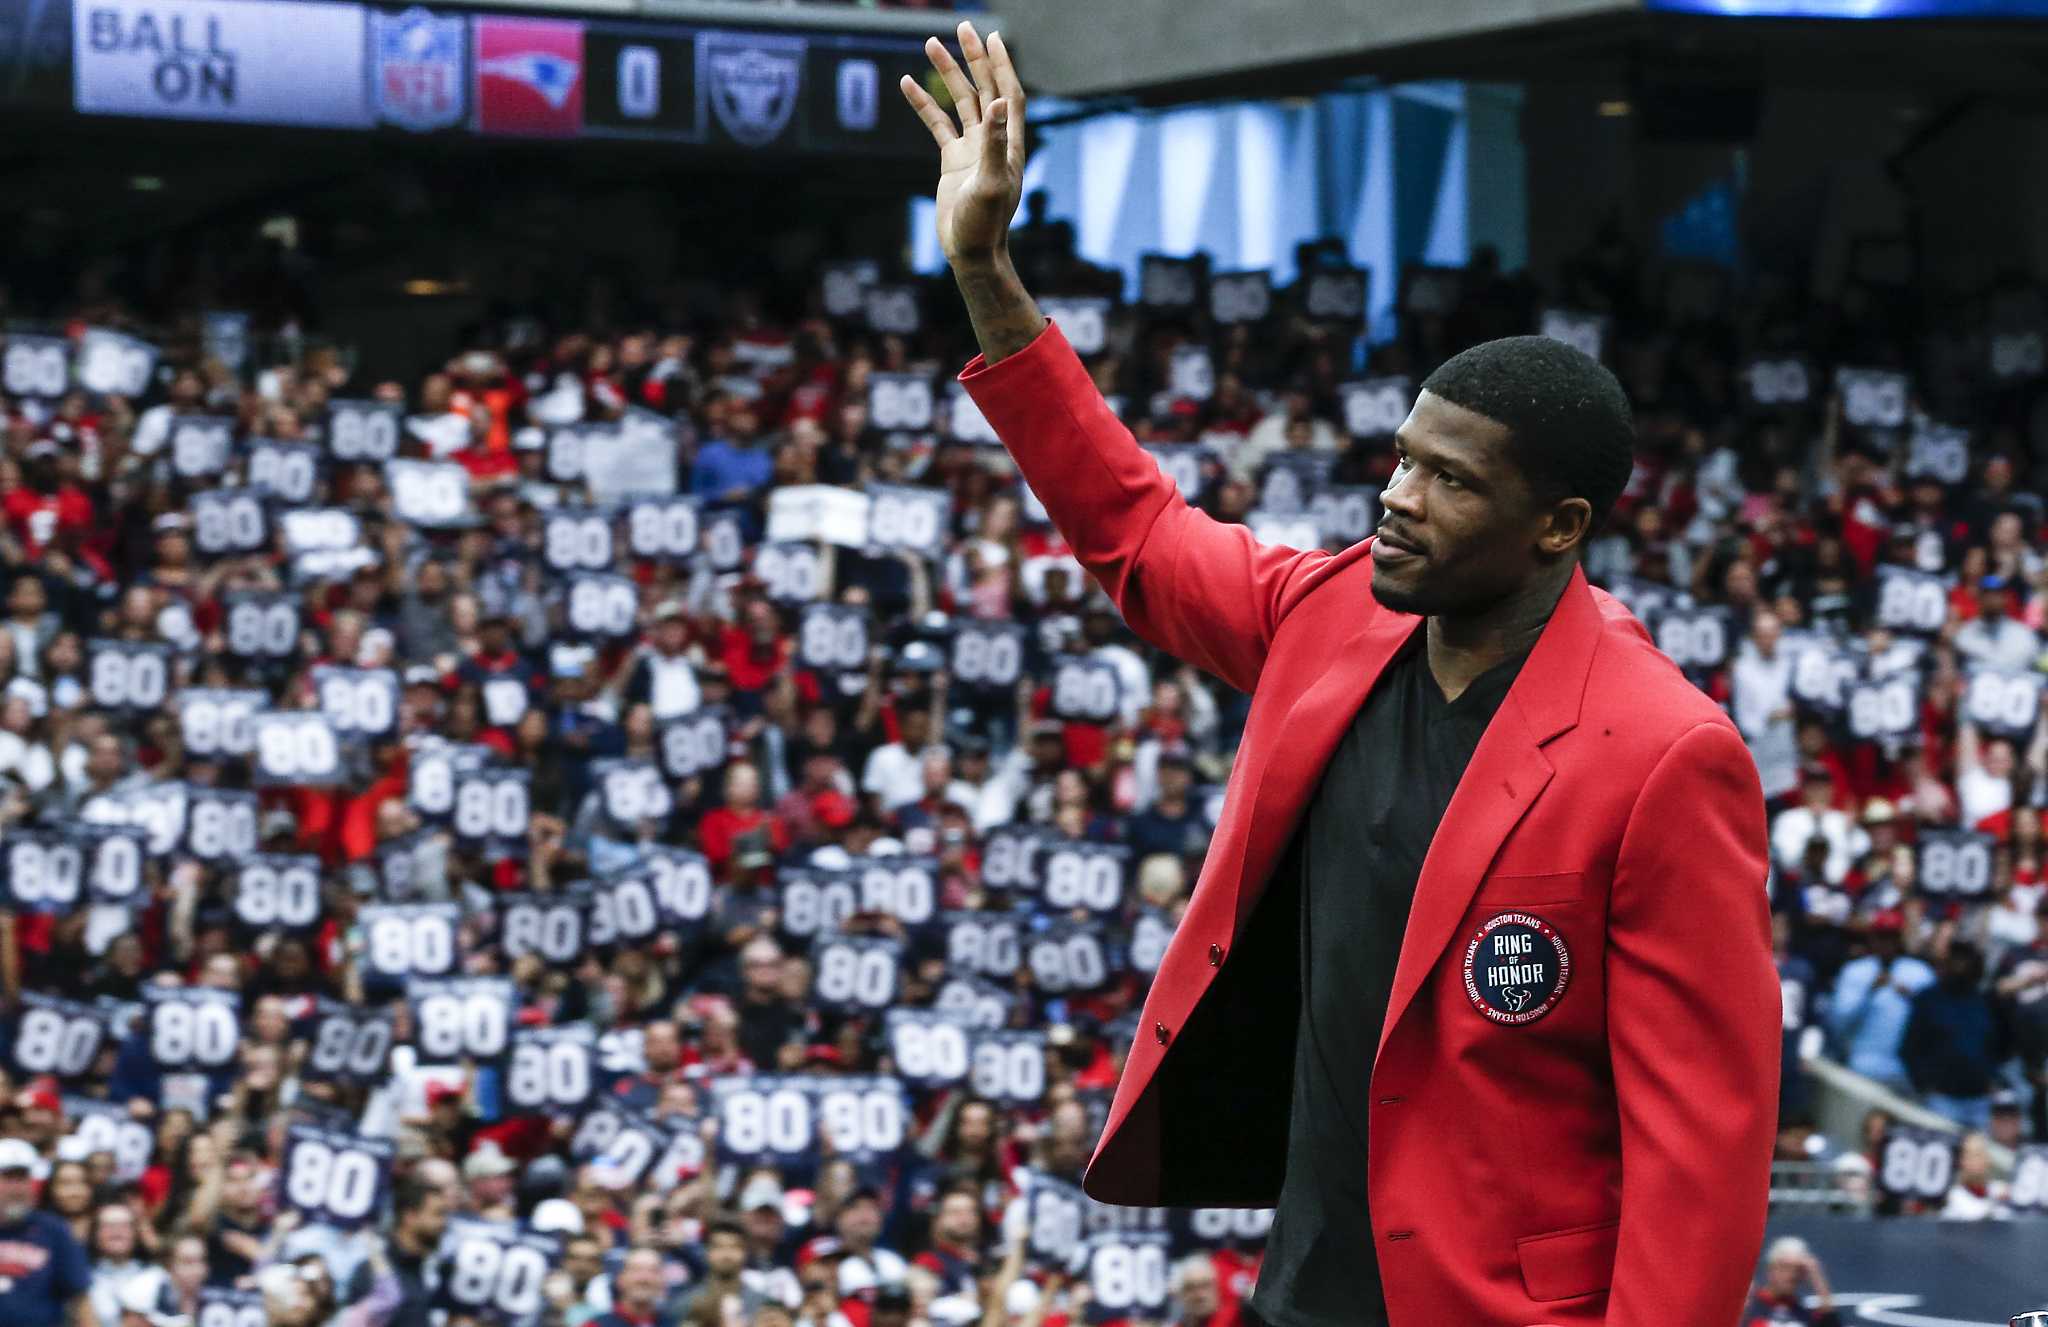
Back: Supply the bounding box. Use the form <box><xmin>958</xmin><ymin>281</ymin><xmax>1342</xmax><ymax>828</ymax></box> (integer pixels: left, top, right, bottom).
<box><xmin>949</xmin><ymin>247</ymin><xmax>1016</xmax><ymax>279</ymax></box>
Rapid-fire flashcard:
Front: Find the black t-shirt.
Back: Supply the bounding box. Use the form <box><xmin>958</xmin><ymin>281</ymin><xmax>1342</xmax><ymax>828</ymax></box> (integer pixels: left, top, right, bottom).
<box><xmin>1250</xmin><ymin>629</ymin><xmax>1529</xmax><ymax>1327</ymax></box>
<box><xmin>204</xmin><ymin>1213</ymin><xmax>266</xmax><ymax>1287</ymax></box>
<box><xmin>387</xmin><ymin>1247</ymin><xmax>436</xmax><ymax>1327</ymax></box>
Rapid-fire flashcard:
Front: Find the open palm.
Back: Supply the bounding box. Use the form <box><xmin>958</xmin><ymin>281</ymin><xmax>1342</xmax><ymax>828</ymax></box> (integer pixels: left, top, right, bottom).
<box><xmin>900</xmin><ymin>22</ymin><xmax>1028</xmax><ymax>265</ymax></box>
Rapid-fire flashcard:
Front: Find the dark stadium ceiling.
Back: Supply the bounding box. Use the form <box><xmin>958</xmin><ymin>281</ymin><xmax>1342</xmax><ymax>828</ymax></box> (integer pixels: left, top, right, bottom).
<box><xmin>989</xmin><ymin>0</ymin><xmax>2048</xmax><ymax>105</ymax></box>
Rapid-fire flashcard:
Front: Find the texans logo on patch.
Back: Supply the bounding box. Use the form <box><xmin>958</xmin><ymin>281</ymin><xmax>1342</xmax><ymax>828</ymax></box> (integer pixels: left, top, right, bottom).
<box><xmin>1462</xmin><ymin>912</ymin><xmax>1571</xmax><ymax>1027</ymax></box>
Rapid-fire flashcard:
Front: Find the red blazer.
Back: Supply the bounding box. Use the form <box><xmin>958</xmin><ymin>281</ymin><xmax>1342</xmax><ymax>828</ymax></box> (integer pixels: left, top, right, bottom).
<box><xmin>959</xmin><ymin>320</ymin><xmax>1779</xmax><ymax>1327</ymax></box>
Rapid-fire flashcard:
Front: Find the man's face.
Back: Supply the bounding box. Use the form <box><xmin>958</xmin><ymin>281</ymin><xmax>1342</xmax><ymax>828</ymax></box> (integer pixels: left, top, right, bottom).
<box><xmin>1177</xmin><ymin>1263</ymin><xmax>1220</xmax><ymax>1316</ymax></box>
<box><xmin>1372</xmin><ymin>392</ymin><xmax>1577</xmax><ymax>618</ymax></box>
<box><xmin>563</xmin><ymin>1238</ymin><xmax>602</xmax><ymax>1284</ymax></box>
<box><xmin>170</xmin><ymin>1237</ymin><xmax>207</xmax><ymax>1287</ymax></box>
<box><xmin>619</xmin><ymin>1252</ymin><xmax>663</xmax><ymax>1310</ymax></box>
<box><xmin>87</xmin><ymin>736</ymin><xmax>125</xmax><ymax>785</ymax></box>
<box><xmin>706</xmin><ymin>1230</ymin><xmax>747</xmax><ymax>1277</ymax></box>
<box><xmin>644</xmin><ymin>1022</ymin><xmax>681</xmax><ymax>1072</ymax></box>
<box><xmin>1982</xmin><ymin>587</ymin><xmax>2010</xmax><ymax>621</ymax></box>
<box><xmin>836</xmin><ymin>1197</ymin><xmax>879</xmax><ymax>1245</ymax></box>
<box><xmin>936</xmin><ymin>1194</ymin><xmax>978</xmax><ymax>1244</ymax></box>
<box><xmin>0</xmin><ymin>1168</ymin><xmax>33</xmax><ymax>1222</ymax></box>
<box><xmin>223</xmin><ymin>1160</ymin><xmax>262</xmax><ymax>1211</ymax></box>
<box><xmin>406</xmin><ymin>1189</ymin><xmax>452</xmax><ymax>1246</ymax></box>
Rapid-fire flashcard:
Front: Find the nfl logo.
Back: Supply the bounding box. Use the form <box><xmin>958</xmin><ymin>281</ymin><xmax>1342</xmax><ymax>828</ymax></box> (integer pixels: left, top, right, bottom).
<box><xmin>373</xmin><ymin>6</ymin><xmax>465</xmax><ymax>132</ymax></box>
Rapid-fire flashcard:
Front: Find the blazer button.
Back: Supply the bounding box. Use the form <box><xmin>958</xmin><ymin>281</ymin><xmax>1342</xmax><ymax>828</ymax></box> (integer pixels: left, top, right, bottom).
<box><xmin>1154</xmin><ymin>1022</ymin><xmax>1169</xmax><ymax>1045</ymax></box>
<box><xmin>1207</xmin><ymin>944</ymin><xmax>1223</xmax><ymax>966</ymax></box>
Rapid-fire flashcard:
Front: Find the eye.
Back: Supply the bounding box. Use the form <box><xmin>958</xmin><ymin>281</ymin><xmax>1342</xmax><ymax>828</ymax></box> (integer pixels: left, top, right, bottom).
<box><xmin>1438</xmin><ymin>470</ymin><xmax>1462</xmax><ymax>489</ymax></box>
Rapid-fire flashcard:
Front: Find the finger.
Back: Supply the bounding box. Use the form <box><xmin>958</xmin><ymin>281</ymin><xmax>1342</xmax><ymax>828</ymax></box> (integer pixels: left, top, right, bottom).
<box><xmin>927</xmin><ymin>34</ymin><xmax>980</xmax><ymax>127</ymax></box>
<box><xmin>899</xmin><ymin>73</ymin><xmax>957</xmax><ymax>145</ymax></box>
<box><xmin>983</xmin><ymin>98</ymin><xmax>1009</xmax><ymax>177</ymax></box>
<box><xmin>988</xmin><ymin>32</ymin><xmax>1027</xmax><ymax>167</ymax></box>
<box><xmin>988</xmin><ymin>30</ymin><xmax>1026</xmax><ymax>108</ymax></box>
<box><xmin>959</xmin><ymin>23</ymin><xmax>996</xmax><ymax>109</ymax></box>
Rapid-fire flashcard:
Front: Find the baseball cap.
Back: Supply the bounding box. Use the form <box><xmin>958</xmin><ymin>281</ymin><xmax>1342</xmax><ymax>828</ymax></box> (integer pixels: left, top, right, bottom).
<box><xmin>462</xmin><ymin>1144</ymin><xmax>518</xmax><ymax>1182</ymax></box>
<box><xmin>530</xmin><ymin>1197</ymin><xmax>584</xmax><ymax>1235</ymax></box>
<box><xmin>1981</xmin><ymin>573</ymin><xmax>2011</xmax><ymax>592</ymax></box>
<box><xmin>5</xmin><ymin>677</ymin><xmax>48</xmax><ymax>720</ymax></box>
<box><xmin>425</xmin><ymin>1082</ymin><xmax>464</xmax><ymax>1110</ymax></box>
<box><xmin>116</xmin><ymin>1271</ymin><xmax>187</xmax><ymax>1327</ymax></box>
<box><xmin>19</xmin><ymin>1077</ymin><xmax>61</xmax><ymax>1115</ymax></box>
<box><xmin>404</xmin><ymin>665</ymin><xmax>442</xmax><ymax>688</ymax></box>
<box><xmin>812</xmin><ymin>790</ymin><xmax>856</xmax><ymax>830</ymax></box>
<box><xmin>795</xmin><ymin>1235</ymin><xmax>844</xmax><ymax>1271</ymax></box>
<box><xmin>0</xmin><ymin>1137</ymin><xmax>48</xmax><ymax>1178</ymax></box>
<box><xmin>739</xmin><ymin>1175</ymin><xmax>785</xmax><ymax>1213</ymax></box>
<box><xmin>1860</xmin><ymin>797</ymin><xmax>1897</xmax><ymax>825</ymax></box>
<box><xmin>548</xmin><ymin>644</ymin><xmax>595</xmax><ymax>679</ymax></box>
<box><xmin>894</xmin><ymin>641</ymin><xmax>944</xmax><ymax>674</ymax></box>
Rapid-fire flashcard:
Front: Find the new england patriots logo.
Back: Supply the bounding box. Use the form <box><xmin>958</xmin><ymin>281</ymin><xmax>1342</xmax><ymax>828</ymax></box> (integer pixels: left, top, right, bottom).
<box><xmin>478</xmin><ymin>51</ymin><xmax>579</xmax><ymax>109</ymax></box>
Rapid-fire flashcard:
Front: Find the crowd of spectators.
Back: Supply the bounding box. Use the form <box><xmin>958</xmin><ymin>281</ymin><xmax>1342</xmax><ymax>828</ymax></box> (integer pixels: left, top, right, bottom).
<box><xmin>0</xmin><ymin>209</ymin><xmax>2043</xmax><ymax>1327</ymax></box>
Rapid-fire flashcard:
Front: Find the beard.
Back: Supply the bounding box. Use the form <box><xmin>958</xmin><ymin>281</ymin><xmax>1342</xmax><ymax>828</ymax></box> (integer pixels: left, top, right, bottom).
<box><xmin>1371</xmin><ymin>564</ymin><xmax>1443</xmax><ymax>617</ymax></box>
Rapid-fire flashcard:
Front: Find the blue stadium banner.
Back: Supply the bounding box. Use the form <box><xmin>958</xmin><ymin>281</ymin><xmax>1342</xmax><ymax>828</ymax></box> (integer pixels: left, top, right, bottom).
<box><xmin>1647</xmin><ymin>0</ymin><xmax>2048</xmax><ymax>16</ymax></box>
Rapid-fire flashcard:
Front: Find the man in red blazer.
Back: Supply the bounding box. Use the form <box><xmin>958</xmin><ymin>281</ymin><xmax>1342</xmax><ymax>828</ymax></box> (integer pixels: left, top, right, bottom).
<box><xmin>903</xmin><ymin>24</ymin><xmax>1779</xmax><ymax>1326</ymax></box>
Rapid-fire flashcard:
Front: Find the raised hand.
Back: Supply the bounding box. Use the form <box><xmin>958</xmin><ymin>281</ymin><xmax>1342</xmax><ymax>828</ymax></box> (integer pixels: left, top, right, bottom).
<box><xmin>900</xmin><ymin>21</ymin><xmax>1027</xmax><ymax>267</ymax></box>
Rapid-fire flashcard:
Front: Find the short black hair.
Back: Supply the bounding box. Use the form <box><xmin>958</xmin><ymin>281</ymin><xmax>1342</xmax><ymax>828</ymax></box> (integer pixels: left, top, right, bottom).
<box><xmin>392</xmin><ymin>1174</ymin><xmax>442</xmax><ymax>1220</ymax></box>
<box><xmin>1419</xmin><ymin>335</ymin><xmax>1636</xmax><ymax>535</ymax></box>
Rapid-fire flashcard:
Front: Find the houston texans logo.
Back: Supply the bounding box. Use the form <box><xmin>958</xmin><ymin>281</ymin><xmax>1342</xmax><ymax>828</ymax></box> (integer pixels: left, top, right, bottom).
<box><xmin>1502</xmin><ymin>987</ymin><xmax>1532</xmax><ymax>1012</ymax></box>
<box><xmin>478</xmin><ymin>52</ymin><xmax>579</xmax><ymax>108</ymax></box>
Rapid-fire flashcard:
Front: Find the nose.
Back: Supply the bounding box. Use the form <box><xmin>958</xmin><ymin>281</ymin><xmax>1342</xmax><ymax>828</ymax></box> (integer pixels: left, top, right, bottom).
<box><xmin>1380</xmin><ymin>466</ymin><xmax>1423</xmax><ymax>520</ymax></box>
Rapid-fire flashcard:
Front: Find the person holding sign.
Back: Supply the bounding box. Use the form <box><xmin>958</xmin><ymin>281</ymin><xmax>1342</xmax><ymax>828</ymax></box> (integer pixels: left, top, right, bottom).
<box><xmin>904</xmin><ymin>24</ymin><xmax>1777</xmax><ymax>1325</ymax></box>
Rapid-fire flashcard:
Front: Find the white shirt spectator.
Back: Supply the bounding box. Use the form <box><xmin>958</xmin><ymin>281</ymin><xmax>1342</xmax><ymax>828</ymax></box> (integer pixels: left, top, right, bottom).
<box><xmin>1940</xmin><ymin>1179</ymin><xmax>2010</xmax><ymax>1221</ymax></box>
<box><xmin>1227</xmin><ymin>413</ymin><xmax>1343</xmax><ymax>484</ymax></box>
<box><xmin>1958</xmin><ymin>765</ymin><xmax>2014</xmax><ymax>830</ymax></box>
<box><xmin>1953</xmin><ymin>614</ymin><xmax>2041</xmax><ymax>672</ymax></box>
<box><xmin>862</xmin><ymin>741</ymin><xmax>937</xmax><ymax>811</ymax></box>
<box><xmin>1731</xmin><ymin>640</ymin><xmax>1797</xmax><ymax>803</ymax></box>
<box><xmin>1770</xmin><ymin>805</ymin><xmax>1866</xmax><ymax>884</ymax></box>
<box><xmin>1094</xmin><ymin>642</ymin><xmax>1151</xmax><ymax>729</ymax></box>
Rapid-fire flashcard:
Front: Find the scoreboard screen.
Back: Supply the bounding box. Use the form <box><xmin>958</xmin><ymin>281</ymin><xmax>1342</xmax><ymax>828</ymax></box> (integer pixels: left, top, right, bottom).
<box><xmin>1</xmin><ymin>0</ymin><xmax>947</xmax><ymax>155</ymax></box>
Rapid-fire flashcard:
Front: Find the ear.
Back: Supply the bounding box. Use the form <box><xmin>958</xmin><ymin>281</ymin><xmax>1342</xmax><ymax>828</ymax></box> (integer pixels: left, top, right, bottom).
<box><xmin>1537</xmin><ymin>497</ymin><xmax>1593</xmax><ymax>557</ymax></box>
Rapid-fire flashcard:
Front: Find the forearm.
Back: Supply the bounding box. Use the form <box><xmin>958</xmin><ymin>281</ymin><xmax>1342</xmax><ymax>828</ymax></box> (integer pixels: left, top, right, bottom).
<box><xmin>950</xmin><ymin>252</ymin><xmax>1047</xmax><ymax>369</ymax></box>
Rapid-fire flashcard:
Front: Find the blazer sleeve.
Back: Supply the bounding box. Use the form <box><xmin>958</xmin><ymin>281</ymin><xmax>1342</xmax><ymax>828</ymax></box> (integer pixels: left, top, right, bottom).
<box><xmin>959</xmin><ymin>319</ymin><xmax>1328</xmax><ymax>694</ymax></box>
<box><xmin>1603</xmin><ymin>720</ymin><xmax>1778</xmax><ymax>1326</ymax></box>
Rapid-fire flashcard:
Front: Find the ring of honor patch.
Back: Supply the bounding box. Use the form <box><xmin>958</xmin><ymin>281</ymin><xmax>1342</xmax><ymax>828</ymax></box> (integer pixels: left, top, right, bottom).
<box><xmin>1462</xmin><ymin>912</ymin><xmax>1571</xmax><ymax>1027</ymax></box>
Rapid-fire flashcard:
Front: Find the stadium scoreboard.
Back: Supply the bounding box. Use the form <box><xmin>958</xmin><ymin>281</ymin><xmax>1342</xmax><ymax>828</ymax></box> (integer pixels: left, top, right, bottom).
<box><xmin>0</xmin><ymin>0</ymin><xmax>940</xmax><ymax>154</ymax></box>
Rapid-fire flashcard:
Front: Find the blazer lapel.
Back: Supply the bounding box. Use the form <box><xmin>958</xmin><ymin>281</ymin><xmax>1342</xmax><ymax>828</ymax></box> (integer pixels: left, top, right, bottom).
<box><xmin>1230</xmin><ymin>609</ymin><xmax>1422</xmax><ymax>931</ymax></box>
<box><xmin>1374</xmin><ymin>564</ymin><xmax>1606</xmax><ymax>1067</ymax></box>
